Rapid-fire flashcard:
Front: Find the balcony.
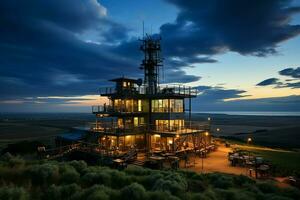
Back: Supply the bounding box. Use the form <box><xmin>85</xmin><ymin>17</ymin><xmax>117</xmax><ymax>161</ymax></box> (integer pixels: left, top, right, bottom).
<box><xmin>92</xmin><ymin>105</ymin><xmax>145</xmax><ymax>114</ymax></box>
<box><xmin>99</xmin><ymin>84</ymin><xmax>198</xmax><ymax>97</ymax></box>
<box><xmin>91</xmin><ymin>121</ymin><xmax>209</xmax><ymax>136</ymax></box>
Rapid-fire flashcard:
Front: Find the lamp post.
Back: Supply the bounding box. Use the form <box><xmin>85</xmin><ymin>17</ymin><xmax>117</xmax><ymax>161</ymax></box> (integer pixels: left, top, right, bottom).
<box><xmin>247</xmin><ymin>137</ymin><xmax>252</xmax><ymax>145</ymax></box>
<box><xmin>201</xmin><ymin>131</ymin><xmax>209</xmax><ymax>172</ymax></box>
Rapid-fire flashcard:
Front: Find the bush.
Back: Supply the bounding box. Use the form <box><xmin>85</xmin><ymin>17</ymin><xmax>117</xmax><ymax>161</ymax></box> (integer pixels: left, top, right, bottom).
<box><xmin>233</xmin><ymin>175</ymin><xmax>255</xmax><ymax>186</ymax></box>
<box><xmin>281</xmin><ymin>187</ymin><xmax>300</xmax><ymax>199</ymax></box>
<box><xmin>81</xmin><ymin>172</ymin><xmax>111</xmax><ymax>187</ymax></box>
<box><xmin>44</xmin><ymin>183</ymin><xmax>81</xmax><ymax>200</ymax></box>
<box><xmin>153</xmin><ymin>173</ymin><xmax>187</xmax><ymax>196</ymax></box>
<box><xmin>215</xmin><ymin>188</ymin><xmax>237</xmax><ymax>200</ymax></box>
<box><xmin>148</xmin><ymin>191</ymin><xmax>180</xmax><ymax>200</ymax></box>
<box><xmin>208</xmin><ymin>174</ymin><xmax>233</xmax><ymax>189</ymax></box>
<box><xmin>263</xmin><ymin>194</ymin><xmax>293</xmax><ymax>200</ymax></box>
<box><xmin>27</xmin><ymin>163</ymin><xmax>59</xmax><ymax>185</ymax></box>
<box><xmin>0</xmin><ymin>186</ymin><xmax>29</xmax><ymax>200</ymax></box>
<box><xmin>76</xmin><ymin>185</ymin><xmax>118</xmax><ymax>200</ymax></box>
<box><xmin>59</xmin><ymin>164</ymin><xmax>80</xmax><ymax>184</ymax></box>
<box><xmin>187</xmin><ymin>179</ymin><xmax>206</xmax><ymax>192</ymax></box>
<box><xmin>257</xmin><ymin>181</ymin><xmax>277</xmax><ymax>193</ymax></box>
<box><xmin>121</xmin><ymin>183</ymin><xmax>146</xmax><ymax>200</ymax></box>
<box><xmin>69</xmin><ymin>160</ymin><xmax>87</xmax><ymax>175</ymax></box>
<box><xmin>109</xmin><ymin>170</ymin><xmax>130</xmax><ymax>188</ymax></box>
<box><xmin>138</xmin><ymin>172</ymin><xmax>164</xmax><ymax>189</ymax></box>
<box><xmin>124</xmin><ymin>165</ymin><xmax>151</xmax><ymax>176</ymax></box>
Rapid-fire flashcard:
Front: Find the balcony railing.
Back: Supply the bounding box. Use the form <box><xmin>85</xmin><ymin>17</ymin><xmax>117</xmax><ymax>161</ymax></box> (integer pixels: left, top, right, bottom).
<box><xmin>99</xmin><ymin>84</ymin><xmax>198</xmax><ymax>97</ymax></box>
<box><xmin>92</xmin><ymin>105</ymin><xmax>146</xmax><ymax>114</ymax></box>
<box><xmin>91</xmin><ymin>121</ymin><xmax>209</xmax><ymax>135</ymax></box>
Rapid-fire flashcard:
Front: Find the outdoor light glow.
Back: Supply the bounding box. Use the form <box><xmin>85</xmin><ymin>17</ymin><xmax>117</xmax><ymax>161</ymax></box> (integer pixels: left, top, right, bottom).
<box><xmin>205</xmin><ymin>132</ymin><xmax>209</xmax><ymax>136</ymax></box>
<box><xmin>216</xmin><ymin>128</ymin><xmax>220</xmax><ymax>132</ymax></box>
<box><xmin>208</xmin><ymin>117</ymin><xmax>211</xmax><ymax>121</ymax></box>
<box><xmin>247</xmin><ymin>137</ymin><xmax>252</xmax><ymax>142</ymax></box>
<box><xmin>154</xmin><ymin>134</ymin><xmax>160</xmax><ymax>137</ymax></box>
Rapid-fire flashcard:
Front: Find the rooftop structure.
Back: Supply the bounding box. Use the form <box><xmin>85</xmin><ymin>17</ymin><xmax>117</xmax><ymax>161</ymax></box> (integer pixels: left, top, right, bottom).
<box><xmin>91</xmin><ymin>35</ymin><xmax>211</xmax><ymax>153</ymax></box>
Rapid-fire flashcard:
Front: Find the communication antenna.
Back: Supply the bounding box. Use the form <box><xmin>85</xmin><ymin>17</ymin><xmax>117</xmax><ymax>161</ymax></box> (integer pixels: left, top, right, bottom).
<box><xmin>142</xmin><ymin>21</ymin><xmax>145</xmax><ymax>38</ymax></box>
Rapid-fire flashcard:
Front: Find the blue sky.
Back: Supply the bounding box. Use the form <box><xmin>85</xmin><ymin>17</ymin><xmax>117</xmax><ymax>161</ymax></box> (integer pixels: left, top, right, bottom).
<box><xmin>0</xmin><ymin>0</ymin><xmax>300</xmax><ymax>112</ymax></box>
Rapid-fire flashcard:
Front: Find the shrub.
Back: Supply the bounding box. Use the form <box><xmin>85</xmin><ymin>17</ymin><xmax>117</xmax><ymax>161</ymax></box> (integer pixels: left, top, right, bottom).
<box><xmin>215</xmin><ymin>188</ymin><xmax>237</xmax><ymax>200</ymax></box>
<box><xmin>138</xmin><ymin>172</ymin><xmax>164</xmax><ymax>189</ymax></box>
<box><xmin>86</xmin><ymin>190</ymin><xmax>109</xmax><ymax>200</ymax></box>
<box><xmin>208</xmin><ymin>174</ymin><xmax>233</xmax><ymax>189</ymax></box>
<box><xmin>257</xmin><ymin>181</ymin><xmax>277</xmax><ymax>193</ymax></box>
<box><xmin>81</xmin><ymin>172</ymin><xmax>111</xmax><ymax>187</ymax></box>
<box><xmin>263</xmin><ymin>194</ymin><xmax>293</xmax><ymax>200</ymax></box>
<box><xmin>76</xmin><ymin>185</ymin><xmax>118</xmax><ymax>200</ymax></box>
<box><xmin>187</xmin><ymin>179</ymin><xmax>206</xmax><ymax>192</ymax></box>
<box><xmin>121</xmin><ymin>183</ymin><xmax>146</xmax><ymax>200</ymax></box>
<box><xmin>69</xmin><ymin>160</ymin><xmax>87</xmax><ymax>175</ymax></box>
<box><xmin>0</xmin><ymin>152</ymin><xmax>13</xmax><ymax>161</ymax></box>
<box><xmin>27</xmin><ymin>163</ymin><xmax>59</xmax><ymax>185</ymax></box>
<box><xmin>43</xmin><ymin>183</ymin><xmax>81</xmax><ymax>200</ymax></box>
<box><xmin>59</xmin><ymin>164</ymin><xmax>80</xmax><ymax>184</ymax></box>
<box><xmin>124</xmin><ymin>165</ymin><xmax>151</xmax><ymax>176</ymax></box>
<box><xmin>232</xmin><ymin>175</ymin><xmax>255</xmax><ymax>186</ymax></box>
<box><xmin>281</xmin><ymin>187</ymin><xmax>300</xmax><ymax>199</ymax></box>
<box><xmin>109</xmin><ymin>170</ymin><xmax>130</xmax><ymax>188</ymax></box>
<box><xmin>148</xmin><ymin>191</ymin><xmax>180</xmax><ymax>200</ymax></box>
<box><xmin>153</xmin><ymin>173</ymin><xmax>188</xmax><ymax>196</ymax></box>
<box><xmin>0</xmin><ymin>186</ymin><xmax>29</xmax><ymax>200</ymax></box>
<box><xmin>8</xmin><ymin>157</ymin><xmax>25</xmax><ymax>168</ymax></box>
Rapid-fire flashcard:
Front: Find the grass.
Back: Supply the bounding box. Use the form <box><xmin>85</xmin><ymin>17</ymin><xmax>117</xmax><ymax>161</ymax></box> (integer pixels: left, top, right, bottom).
<box><xmin>230</xmin><ymin>142</ymin><xmax>300</xmax><ymax>176</ymax></box>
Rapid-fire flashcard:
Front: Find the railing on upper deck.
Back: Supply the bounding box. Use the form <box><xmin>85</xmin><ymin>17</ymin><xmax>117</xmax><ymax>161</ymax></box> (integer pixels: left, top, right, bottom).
<box><xmin>92</xmin><ymin>105</ymin><xmax>146</xmax><ymax>114</ymax></box>
<box><xmin>99</xmin><ymin>84</ymin><xmax>198</xmax><ymax>97</ymax></box>
<box><xmin>91</xmin><ymin>121</ymin><xmax>209</xmax><ymax>135</ymax></box>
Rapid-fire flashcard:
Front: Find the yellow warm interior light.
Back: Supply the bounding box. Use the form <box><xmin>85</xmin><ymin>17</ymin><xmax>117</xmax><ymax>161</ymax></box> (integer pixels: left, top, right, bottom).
<box><xmin>205</xmin><ymin>132</ymin><xmax>209</xmax><ymax>136</ymax></box>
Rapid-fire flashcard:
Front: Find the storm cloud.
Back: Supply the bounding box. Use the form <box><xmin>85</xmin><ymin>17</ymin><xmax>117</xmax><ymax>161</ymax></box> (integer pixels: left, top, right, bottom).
<box><xmin>257</xmin><ymin>78</ymin><xmax>281</xmax><ymax>86</ymax></box>
<box><xmin>163</xmin><ymin>0</ymin><xmax>300</xmax><ymax>57</ymax></box>
<box><xmin>0</xmin><ymin>0</ymin><xmax>300</xmax><ymax>112</ymax></box>
<box><xmin>257</xmin><ymin>67</ymin><xmax>300</xmax><ymax>88</ymax></box>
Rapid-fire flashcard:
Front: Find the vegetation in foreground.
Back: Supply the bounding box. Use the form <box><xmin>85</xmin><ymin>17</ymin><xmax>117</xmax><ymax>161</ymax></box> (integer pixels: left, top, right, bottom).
<box><xmin>0</xmin><ymin>155</ymin><xmax>300</xmax><ymax>200</ymax></box>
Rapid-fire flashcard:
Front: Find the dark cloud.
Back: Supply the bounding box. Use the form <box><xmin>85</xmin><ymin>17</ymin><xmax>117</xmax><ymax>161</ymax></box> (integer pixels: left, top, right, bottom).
<box><xmin>257</xmin><ymin>67</ymin><xmax>300</xmax><ymax>89</ymax></box>
<box><xmin>257</xmin><ymin>78</ymin><xmax>281</xmax><ymax>86</ymax></box>
<box><xmin>197</xmin><ymin>88</ymin><xmax>248</xmax><ymax>102</ymax></box>
<box><xmin>163</xmin><ymin>0</ymin><xmax>300</xmax><ymax>57</ymax></box>
<box><xmin>279</xmin><ymin>67</ymin><xmax>300</xmax><ymax>78</ymax></box>
<box><xmin>0</xmin><ymin>0</ymin><xmax>137</xmax><ymax>99</ymax></box>
<box><xmin>1</xmin><ymin>0</ymin><xmax>300</xmax><ymax>112</ymax></box>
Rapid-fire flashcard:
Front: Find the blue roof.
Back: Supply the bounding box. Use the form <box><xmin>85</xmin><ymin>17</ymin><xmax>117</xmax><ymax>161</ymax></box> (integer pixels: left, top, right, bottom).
<box><xmin>58</xmin><ymin>129</ymin><xmax>86</xmax><ymax>141</ymax></box>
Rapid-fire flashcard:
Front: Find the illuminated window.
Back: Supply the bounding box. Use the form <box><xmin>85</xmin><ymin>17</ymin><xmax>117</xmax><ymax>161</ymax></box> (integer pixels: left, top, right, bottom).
<box><xmin>152</xmin><ymin>99</ymin><xmax>183</xmax><ymax>113</ymax></box>
<box><xmin>155</xmin><ymin>119</ymin><xmax>185</xmax><ymax>131</ymax></box>
<box><xmin>134</xmin><ymin>117</ymin><xmax>139</xmax><ymax>127</ymax></box>
<box><xmin>118</xmin><ymin>118</ymin><xmax>123</xmax><ymax>128</ymax></box>
<box><xmin>138</xmin><ymin>100</ymin><xmax>142</xmax><ymax>111</ymax></box>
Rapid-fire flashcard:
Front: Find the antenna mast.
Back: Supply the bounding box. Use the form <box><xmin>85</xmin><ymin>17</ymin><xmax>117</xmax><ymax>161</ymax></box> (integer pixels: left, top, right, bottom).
<box><xmin>140</xmin><ymin>34</ymin><xmax>163</xmax><ymax>94</ymax></box>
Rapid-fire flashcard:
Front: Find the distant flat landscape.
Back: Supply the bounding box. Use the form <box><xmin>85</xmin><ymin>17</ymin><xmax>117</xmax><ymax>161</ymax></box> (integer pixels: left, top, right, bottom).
<box><xmin>1</xmin><ymin>112</ymin><xmax>300</xmax><ymax>149</ymax></box>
